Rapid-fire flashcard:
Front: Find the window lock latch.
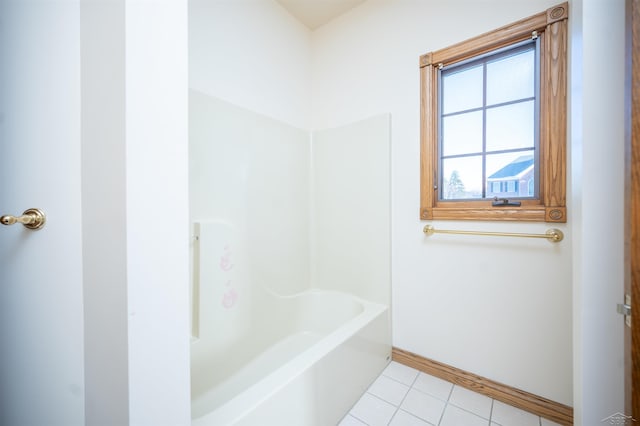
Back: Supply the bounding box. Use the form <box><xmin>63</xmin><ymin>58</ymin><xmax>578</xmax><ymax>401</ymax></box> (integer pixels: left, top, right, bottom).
<box><xmin>492</xmin><ymin>197</ymin><xmax>522</xmax><ymax>207</ymax></box>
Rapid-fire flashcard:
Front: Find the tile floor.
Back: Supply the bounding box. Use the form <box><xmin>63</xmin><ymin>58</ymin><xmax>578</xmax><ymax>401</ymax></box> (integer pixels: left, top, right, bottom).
<box><xmin>339</xmin><ymin>362</ymin><xmax>562</xmax><ymax>426</ymax></box>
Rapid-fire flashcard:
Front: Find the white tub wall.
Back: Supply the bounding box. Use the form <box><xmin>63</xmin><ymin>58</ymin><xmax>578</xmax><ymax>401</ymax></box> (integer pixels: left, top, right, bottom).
<box><xmin>189</xmin><ymin>92</ymin><xmax>310</xmax><ymax>296</ymax></box>
<box><xmin>233</xmin><ymin>307</ymin><xmax>390</xmax><ymax>426</ymax></box>
<box><xmin>311</xmin><ymin>0</ymin><xmax>573</xmax><ymax>406</ymax></box>
<box><xmin>311</xmin><ymin>115</ymin><xmax>392</xmax><ymax>307</ymax></box>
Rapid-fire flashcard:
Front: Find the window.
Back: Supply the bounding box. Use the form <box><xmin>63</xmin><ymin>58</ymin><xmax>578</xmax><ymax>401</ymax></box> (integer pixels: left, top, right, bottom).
<box><xmin>420</xmin><ymin>3</ymin><xmax>568</xmax><ymax>222</ymax></box>
<box><xmin>440</xmin><ymin>42</ymin><xmax>537</xmax><ymax>201</ymax></box>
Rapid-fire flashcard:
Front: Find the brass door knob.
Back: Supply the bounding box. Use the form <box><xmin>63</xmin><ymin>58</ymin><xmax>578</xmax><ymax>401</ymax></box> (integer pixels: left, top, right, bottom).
<box><xmin>0</xmin><ymin>208</ymin><xmax>46</xmax><ymax>230</ymax></box>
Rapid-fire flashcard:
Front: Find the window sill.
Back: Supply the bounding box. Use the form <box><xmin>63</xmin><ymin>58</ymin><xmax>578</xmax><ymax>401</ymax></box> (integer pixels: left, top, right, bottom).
<box><xmin>420</xmin><ymin>204</ymin><xmax>566</xmax><ymax>222</ymax></box>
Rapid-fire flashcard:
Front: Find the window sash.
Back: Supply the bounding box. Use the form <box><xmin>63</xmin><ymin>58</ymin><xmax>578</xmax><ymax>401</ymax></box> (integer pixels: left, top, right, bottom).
<box><xmin>437</xmin><ymin>40</ymin><xmax>540</xmax><ymax>201</ymax></box>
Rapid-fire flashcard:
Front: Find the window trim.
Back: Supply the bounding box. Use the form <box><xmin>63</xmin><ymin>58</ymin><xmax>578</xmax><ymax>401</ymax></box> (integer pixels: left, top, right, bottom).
<box><xmin>420</xmin><ymin>2</ymin><xmax>568</xmax><ymax>222</ymax></box>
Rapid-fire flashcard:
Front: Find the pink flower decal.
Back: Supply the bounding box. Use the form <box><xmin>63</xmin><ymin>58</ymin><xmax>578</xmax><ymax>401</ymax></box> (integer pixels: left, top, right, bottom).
<box><xmin>219</xmin><ymin>246</ymin><xmax>233</xmax><ymax>271</ymax></box>
<box><xmin>221</xmin><ymin>288</ymin><xmax>238</xmax><ymax>309</ymax></box>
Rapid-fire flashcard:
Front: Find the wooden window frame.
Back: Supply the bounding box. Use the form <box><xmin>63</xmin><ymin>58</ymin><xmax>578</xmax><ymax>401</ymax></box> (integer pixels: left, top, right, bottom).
<box><xmin>420</xmin><ymin>3</ymin><xmax>569</xmax><ymax>222</ymax></box>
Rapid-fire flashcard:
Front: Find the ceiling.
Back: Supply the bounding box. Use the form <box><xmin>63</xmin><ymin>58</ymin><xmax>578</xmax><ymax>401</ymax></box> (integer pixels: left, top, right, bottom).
<box><xmin>275</xmin><ymin>0</ymin><xmax>367</xmax><ymax>30</ymax></box>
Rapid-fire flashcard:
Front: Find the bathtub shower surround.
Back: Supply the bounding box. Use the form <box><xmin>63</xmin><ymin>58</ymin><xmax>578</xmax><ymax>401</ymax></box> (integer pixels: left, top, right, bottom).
<box><xmin>189</xmin><ymin>90</ymin><xmax>391</xmax><ymax>425</ymax></box>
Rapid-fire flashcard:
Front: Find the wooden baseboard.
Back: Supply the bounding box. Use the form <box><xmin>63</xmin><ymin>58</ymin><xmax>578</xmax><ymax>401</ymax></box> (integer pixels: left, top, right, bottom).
<box><xmin>392</xmin><ymin>347</ymin><xmax>573</xmax><ymax>426</ymax></box>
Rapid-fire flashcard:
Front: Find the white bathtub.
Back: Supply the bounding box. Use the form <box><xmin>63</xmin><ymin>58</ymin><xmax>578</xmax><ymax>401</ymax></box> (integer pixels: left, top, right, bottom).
<box><xmin>191</xmin><ymin>289</ymin><xmax>390</xmax><ymax>425</ymax></box>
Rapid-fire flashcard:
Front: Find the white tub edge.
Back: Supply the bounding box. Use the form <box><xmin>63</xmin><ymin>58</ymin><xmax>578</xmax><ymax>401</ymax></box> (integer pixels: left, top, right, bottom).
<box><xmin>192</xmin><ymin>298</ymin><xmax>387</xmax><ymax>425</ymax></box>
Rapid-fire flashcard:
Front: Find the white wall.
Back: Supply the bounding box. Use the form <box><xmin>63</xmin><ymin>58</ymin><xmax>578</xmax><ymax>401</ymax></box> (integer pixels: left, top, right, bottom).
<box><xmin>571</xmin><ymin>0</ymin><xmax>626</xmax><ymax>423</ymax></box>
<box><xmin>83</xmin><ymin>0</ymin><xmax>192</xmax><ymax>424</ymax></box>
<box><xmin>311</xmin><ymin>0</ymin><xmax>573</xmax><ymax>405</ymax></box>
<box><xmin>189</xmin><ymin>0</ymin><xmax>311</xmax><ymax>129</ymax></box>
<box><xmin>125</xmin><ymin>1</ymin><xmax>191</xmax><ymax>424</ymax></box>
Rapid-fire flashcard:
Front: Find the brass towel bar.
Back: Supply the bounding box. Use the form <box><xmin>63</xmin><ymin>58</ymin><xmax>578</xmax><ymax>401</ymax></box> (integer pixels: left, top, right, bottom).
<box><xmin>423</xmin><ymin>224</ymin><xmax>563</xmax><ymax>243</ymax></box>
